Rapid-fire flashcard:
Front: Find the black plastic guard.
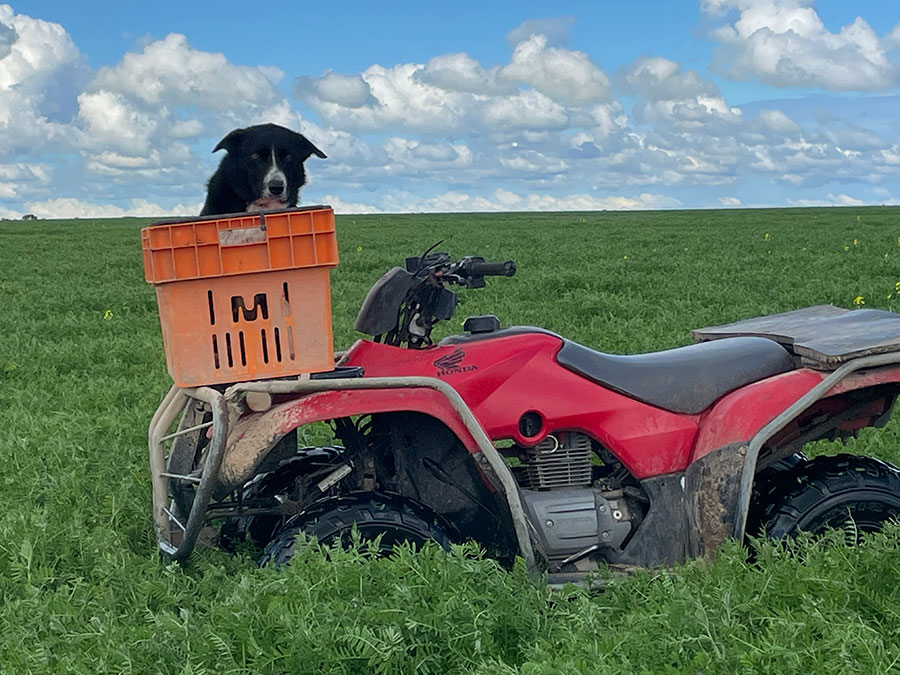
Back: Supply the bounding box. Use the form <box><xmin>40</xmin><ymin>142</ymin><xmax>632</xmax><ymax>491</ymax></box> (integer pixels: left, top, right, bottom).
<box><xmin>610</xmin><ymin>444</ymin><xmax>746</xmax><ymax>566</ymax></box>
<box><xmin>684</xmin><ymin>442</ymin><xmax>745</xmax><ymax>557</ymax></box>
<box><xmin>612</xmin><ymin>473</ymin><xmax>689</xmax><ymax>566</ymax></box>
<box><xmin>354</xmin><ymin>267</ymin><xmax>416</xmax><ymax>336</ymax></box>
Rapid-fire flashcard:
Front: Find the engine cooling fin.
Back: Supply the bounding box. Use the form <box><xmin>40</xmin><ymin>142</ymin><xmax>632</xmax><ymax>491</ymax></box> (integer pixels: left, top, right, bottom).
<box><xmin>523</xmin><ymin>432</ymin><xmax>593</xmax><ymax>489</ymax></box>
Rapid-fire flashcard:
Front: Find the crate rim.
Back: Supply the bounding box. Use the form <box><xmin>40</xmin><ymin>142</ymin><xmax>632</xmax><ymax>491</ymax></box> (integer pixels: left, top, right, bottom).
<box><xmin>142</xmin><ymin>204</ymin><xmax>338</xmax><ymax>285</ymax></box>
<box><xmin>146</xmin><ymin>204</ymin><xmax>333</xmax><ymax>228</ymax></box>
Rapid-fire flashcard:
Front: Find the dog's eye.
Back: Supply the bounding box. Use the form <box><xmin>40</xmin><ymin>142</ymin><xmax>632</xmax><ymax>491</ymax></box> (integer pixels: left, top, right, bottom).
<box><xmin>285</xmin><ymin>154</ymin><xmax>293</xmax><ymax>162</ymax></box>
<box><xmin>251</xmin><ymin>152</ymin><xmax>261</xmax><ymax>160</ymax></box>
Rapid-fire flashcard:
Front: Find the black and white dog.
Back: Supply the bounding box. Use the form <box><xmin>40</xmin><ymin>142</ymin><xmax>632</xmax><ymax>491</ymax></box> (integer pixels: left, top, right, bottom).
<box><xmin>200</xmin><ymin>123</ymin><xmax>327</xmax><ymax>216</ymax></box>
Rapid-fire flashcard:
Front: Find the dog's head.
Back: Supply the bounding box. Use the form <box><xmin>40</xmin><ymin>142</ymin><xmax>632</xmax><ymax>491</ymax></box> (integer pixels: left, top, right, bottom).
<box><xmin>212</xmin><ymin>123</ymin><xmax>327</xmax><ymax>211</ymax></box>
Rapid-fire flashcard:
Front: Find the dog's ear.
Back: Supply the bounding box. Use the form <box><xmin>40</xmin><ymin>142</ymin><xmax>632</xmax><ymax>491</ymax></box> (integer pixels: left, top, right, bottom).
<box><xmin>212</xmin><ymin>128</ymin><xmax>247</xmax><ymax>154</ymax></box>
<box><xmin>293</xmin><ymin>133</ymin><xmax>327</xmax><ymax>161</ymax></box>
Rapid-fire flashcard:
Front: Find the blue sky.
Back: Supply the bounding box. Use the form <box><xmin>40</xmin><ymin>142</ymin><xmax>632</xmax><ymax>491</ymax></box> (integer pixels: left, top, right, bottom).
<box><xmin>2</xmin><ymin>1</ymin><xmax>899</xmax><ymax>217</ymax></box>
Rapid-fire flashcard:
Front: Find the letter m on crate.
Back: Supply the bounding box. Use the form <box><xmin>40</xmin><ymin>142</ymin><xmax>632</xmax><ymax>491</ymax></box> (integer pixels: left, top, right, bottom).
<box><xmin>141</xmin><ymin>207</ymin><xmax>339</xmax><ymax>387</ymax></box>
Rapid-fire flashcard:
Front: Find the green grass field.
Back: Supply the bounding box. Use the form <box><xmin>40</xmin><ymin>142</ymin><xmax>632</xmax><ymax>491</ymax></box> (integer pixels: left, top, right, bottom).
<box><xmin>2</xmin><ymin>206</ymin><xmax>900</xmax><ymax>673</ymax></box>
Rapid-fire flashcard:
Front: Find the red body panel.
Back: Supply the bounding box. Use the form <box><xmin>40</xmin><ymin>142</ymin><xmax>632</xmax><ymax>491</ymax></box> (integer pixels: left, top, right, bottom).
<box><xmin>260</xmin><ymin>334</ymin><xmax>900</xmax><ymax>481</ymax></box>
<box><xmin>344</xmin><ymin>335</ymin><xmax>699</xmax><ymax>479</ymax></box>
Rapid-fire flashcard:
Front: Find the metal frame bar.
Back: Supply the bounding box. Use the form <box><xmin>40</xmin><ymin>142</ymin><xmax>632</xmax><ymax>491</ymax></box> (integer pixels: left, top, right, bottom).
<box><xmin>159</xmin><ymin>472</ymin><xmax>202</xmax><ymax>483</ymax></box>
<box><xmin>149</xmin><ymin>385</ymin><xmax>228</xmax><ymax>561</ymax></box>
<box><xmin>148</xmin><ymin>384</ymin><xmax>185</xmax><ymax>554</ymax></box>
<box><xmin>159</xmin><ymin>421</ymin><xmax>214</xmax><ymax>442</ymax></box>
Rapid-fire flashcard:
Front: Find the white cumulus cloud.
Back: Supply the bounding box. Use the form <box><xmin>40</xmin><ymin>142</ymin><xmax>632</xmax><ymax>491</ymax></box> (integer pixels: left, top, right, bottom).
<box><xmin>500</xmin><ymin>33</ymin><xmax>611</xmax><ymax>106</ymax></box>
<box><xmin>0</xmin><ymin>162</ymin><xmax>52</xmax><ymax>199</ymax></box>
<box><xmin>418</xmin><ymin>52</ymin><xmax>515</xmax><ymax>95</ymax></box>
<box><xmin>507</xmin><ymin>17</ymin><xmax>576</xmax><ymax>47</ymax></box>
<box><xmin>23</xmin><ymin>197</ymin><xmax>201</xmax><ymax>219</ymax></box>
<box><xmin>295</xmin><ymin>70</ymin><xmax>376</xmax><ymax>107</ymax></box>
<box><xmin>786</xmin><ymin>193</ymin><xmax>866</xmax><ymax>207</ymax></box>
<box><xmin>90</xmin><ymin>33</ymin><xmax>282</xmax><ymax>108</ymax></box>
<box><xmin>705</xmin><ymin>0</ymin><xmax>900</xmax><ymax>90</ymax></box>
<box><xmin>294</xmin><ymin>29</ymin><xmax>612</xmax><ymax>136</ymax></box>
<box><xmin>0</xmin><ymin>5</ymin><xmax>87</xmax><ymax>154</ymax></box>
<box><xmin>376</xmin><ymin>189</ymin><xmax>681</xmax><ymax>213</ymax></box>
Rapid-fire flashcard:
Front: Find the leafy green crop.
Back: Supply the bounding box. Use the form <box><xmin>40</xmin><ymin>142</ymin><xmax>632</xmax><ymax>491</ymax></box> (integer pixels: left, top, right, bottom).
<box><xmin>1</xmin><ymin>207</ymin><xmax>899</xmax><ymax>673</ymax></box>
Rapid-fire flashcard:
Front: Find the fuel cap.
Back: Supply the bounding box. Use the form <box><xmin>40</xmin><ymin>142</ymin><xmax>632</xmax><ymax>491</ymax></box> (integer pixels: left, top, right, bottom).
<box><xmin>463</xmin><ymin>315</ymin><xmax>501</xmax><ymax>334</ymax></box>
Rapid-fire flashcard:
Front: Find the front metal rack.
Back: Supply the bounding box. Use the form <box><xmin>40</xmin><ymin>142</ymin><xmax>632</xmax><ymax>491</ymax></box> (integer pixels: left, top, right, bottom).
<box><xmin>147</xmin><ymin>373</ymin><xmax>537</xmax><ymax>568</ymax></box>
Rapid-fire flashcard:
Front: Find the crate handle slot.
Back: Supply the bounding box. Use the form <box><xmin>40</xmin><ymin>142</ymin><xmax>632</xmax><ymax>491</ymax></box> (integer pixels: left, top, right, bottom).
<box><xmin>231</xmin><ymin>294</ymin><xmax>269</xmax><ymax>322</ymax></box>
<box><xmin>274</xmin><ymin>327</ymin><xmax>283</xmax><ymax>362</ymax></box>
<box><xmin>282</xmin><ymin>282</ymin><xmax>291</xmax><ymax>317</ymax></box>
<box><xmin>207</xmin><ymin>290</ymin><xmax>216</xmax><ymax>326</ymax></box>
<box><xmin>225</xmin><ymin>333</ymin><xmax>234</xmax><ymax>368</ymax></box>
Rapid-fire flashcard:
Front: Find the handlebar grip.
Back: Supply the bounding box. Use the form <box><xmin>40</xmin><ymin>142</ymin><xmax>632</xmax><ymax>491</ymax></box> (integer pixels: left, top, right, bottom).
<box><xmin>468</xmin><ymin>260</ymin><xmax>516</xmax><ymax>277</ymax></box>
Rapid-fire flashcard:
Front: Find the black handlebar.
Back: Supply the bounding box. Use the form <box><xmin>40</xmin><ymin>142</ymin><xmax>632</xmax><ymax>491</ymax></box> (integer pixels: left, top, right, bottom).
<box><xmin>356</xmin><ymin>250</ymin><xmax>517</xmax><ymax>347</ymax></box>
<box><xmin>465</xmin><ymin>259</ymin><xmax>516</xmax><ymax>277</ymax></box>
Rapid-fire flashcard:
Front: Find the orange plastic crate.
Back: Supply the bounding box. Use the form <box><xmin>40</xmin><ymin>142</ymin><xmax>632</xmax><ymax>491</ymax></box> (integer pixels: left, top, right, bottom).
<box><xmin>142</xmin><ymin>206</ymin><xmax>339</xmax><ymax>387</ymax></box>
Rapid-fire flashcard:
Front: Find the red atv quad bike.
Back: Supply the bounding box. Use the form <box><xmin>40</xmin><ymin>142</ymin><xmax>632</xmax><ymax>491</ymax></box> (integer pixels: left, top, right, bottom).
<box><xmin>148</xmin><ymin>239</ymin><xmax>900</xmax><ymax>584</ymax></box>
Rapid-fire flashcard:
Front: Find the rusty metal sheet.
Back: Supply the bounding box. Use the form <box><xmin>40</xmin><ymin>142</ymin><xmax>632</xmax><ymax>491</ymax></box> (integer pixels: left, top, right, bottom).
<box><xmin>692</xmin><ymin>305</ymin><xmax>900</xmax><ymax>370</ymax></box>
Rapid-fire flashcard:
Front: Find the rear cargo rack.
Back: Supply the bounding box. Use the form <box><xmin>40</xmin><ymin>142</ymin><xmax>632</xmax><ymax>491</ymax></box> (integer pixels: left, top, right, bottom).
<box><xmin>694</xmin><ymin>305</ymin><xmax>900</xmax><ymax>369</ymax></box>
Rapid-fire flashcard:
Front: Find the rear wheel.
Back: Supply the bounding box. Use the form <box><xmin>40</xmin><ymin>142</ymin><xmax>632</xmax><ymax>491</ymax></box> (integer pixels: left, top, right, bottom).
<box><xmin>750</xmin><ymin>453</ymin><xmax>900</xmax><ymax>542</ymax></box>
<box><xmin>260</xmin><ymin>494</ymin><xmax>451</xmax><ymax>567</ymax></box>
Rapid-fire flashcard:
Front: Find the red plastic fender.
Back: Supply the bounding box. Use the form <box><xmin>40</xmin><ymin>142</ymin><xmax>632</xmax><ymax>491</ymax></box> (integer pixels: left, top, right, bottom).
<box><xmin>256</xmin><ymin>388</ymin><xmax>478</xmax><ymax>449</ymax></box>
<box><xmin>691</xmin><ymin>369</ymin><xmax>822</xmax><ymax>462</ymax></box>
<box><xmin>220</xmin><ymin>387</ymin><xmax>482</xmax><ymax>491</ymax></box>
<box><xmin>691</xmin><ymin>364</ymin><xmax>900</xmax><ymax>463</ymax></box>
<box><xmin>828</xmin><ymin>365</ymin><xmax>900</xmax><ymax>395</ymax></box>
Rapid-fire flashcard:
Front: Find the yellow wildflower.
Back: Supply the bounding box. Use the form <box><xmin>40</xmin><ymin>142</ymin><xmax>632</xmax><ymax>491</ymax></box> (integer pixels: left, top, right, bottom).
<box><xmin>853</xmin><ymin>296</ymin><xmax>865</xmax><ymax>306</ymax></box>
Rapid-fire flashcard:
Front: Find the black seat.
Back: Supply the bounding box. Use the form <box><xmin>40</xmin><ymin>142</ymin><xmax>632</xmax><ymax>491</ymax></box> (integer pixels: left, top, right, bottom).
<box><xmin>557</xmin><ymin>337</ymin><xmax>795</xmax><ymax>414</ymax></box>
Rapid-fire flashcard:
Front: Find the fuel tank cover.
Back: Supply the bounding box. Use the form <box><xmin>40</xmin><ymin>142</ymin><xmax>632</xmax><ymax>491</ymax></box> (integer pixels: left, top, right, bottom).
<box><xmin>463</xmin><ymin>314</ymin><xmax>501</xmax><ymax>334</ymax></box>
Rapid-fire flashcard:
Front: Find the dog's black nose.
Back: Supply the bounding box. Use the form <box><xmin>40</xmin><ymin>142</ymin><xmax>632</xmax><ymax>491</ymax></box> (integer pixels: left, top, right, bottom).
<box><xmin>267</xmin><ymin>180</ymin><xmax>285</xmax><ymax>196</ymax></box>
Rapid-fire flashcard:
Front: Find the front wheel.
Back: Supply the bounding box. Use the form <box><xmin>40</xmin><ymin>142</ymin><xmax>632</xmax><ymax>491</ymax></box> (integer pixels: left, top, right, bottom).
<box><xmin>260</xmin><ymin>494</ymin><xmax>452</xmax><ymax>567</ymax></box>
<box><xmin>749</xmin><ymin>454</ymin><xmax>900</xmax><ymax>542</ymax></box>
